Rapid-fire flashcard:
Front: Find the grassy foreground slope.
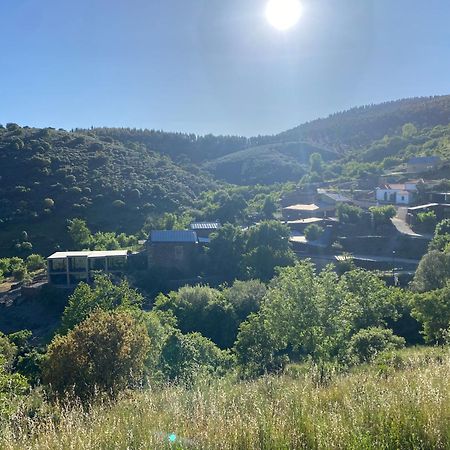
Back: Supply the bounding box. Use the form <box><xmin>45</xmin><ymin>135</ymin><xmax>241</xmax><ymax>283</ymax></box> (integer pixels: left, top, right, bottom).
<box><xmin>2</xmin><ymin>348</ymin><xmax>449</xmax><ymax>450</ymax></box>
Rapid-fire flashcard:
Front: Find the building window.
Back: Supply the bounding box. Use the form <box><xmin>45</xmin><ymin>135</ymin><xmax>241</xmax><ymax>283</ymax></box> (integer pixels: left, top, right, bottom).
<box><xmin>49</xmin><ymin>258</ymin><xmax>66</xmax><ymax>273</ymax></box>
<box><xmin>89</xmin><ymin>257</ymin><xmax>106</xmax><ymax>271</ymax></box>
<box><xmin>108</xmin><ymin>256</ymin><xmax>126</xmax><ymax>271</ymax></box>
<box><xmin>68</xmin><ymin>257</ymin><xmax>87</xmax><ymax>272</ymax></box>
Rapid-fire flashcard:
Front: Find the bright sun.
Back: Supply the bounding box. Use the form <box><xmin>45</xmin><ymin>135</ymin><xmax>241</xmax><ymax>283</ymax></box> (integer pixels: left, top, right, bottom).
<box><xmin>265</xmin><ymin>0</ymin><xmax>302</xmax><ymax>31</ymax></box>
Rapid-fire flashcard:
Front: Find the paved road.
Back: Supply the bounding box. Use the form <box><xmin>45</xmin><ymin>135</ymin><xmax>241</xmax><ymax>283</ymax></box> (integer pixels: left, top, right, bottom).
<box><xmin>391</xmin><ymin>207</ymin><xmax>432</xmax><ymax>239</ymax></box>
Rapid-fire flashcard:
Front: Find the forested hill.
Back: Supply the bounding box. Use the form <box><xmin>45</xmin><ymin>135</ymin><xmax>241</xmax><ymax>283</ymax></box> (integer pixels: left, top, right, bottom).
<box><xmin>279</xmin><ymin>95</ymin><xmax>450</xmax><ymax>151</ymax></box>
<box><xmin>82</xmin><ymin>96</ymin><xmax>450</xmax><ymax>160</ymax></box>
<box><xmin>0</xmin><ymin>124</ymin><xmax>215</xmax><ymax>255</ymax></box>
<box><xmin>0</xmin><ymin>95</ymin><xmax>449</xmax><ymax>255</ymax></box>
<box><xmin>79</xmin><ymin>95</ymin><xmax>450</xmax><ymax>184</ymax></box>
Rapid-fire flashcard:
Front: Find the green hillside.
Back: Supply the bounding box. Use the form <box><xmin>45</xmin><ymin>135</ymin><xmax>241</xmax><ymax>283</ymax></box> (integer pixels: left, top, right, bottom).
<box><xmin>279</xmin><ymin>95</ymin><xmax>450</xmax><ymax>151</ymax></box>
<box><xmin>1</xmin><ymin>95</ymin><xmax>449</xmax><ymax>255</ymax></box>
<box><xmin>0</xmin><ymin>125</ymin><xmax>215</xmax><ymax>256</ymax></box>
<box><xmin>204</xmin><ymin>141</ymin><xmax>338</xmax><ymax>184</ymax></box>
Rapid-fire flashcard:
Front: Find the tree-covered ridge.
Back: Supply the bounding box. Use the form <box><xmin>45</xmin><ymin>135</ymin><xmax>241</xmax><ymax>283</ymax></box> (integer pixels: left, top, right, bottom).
<box><xmin>83</xmin><ymin>96</ymin><xmax>450</xmax><ymax>161</ymax></box>
<box><xmin>279</xmin><ymin>95</ymin><xmax>450</xmax><ymax>151</ymax></box>
<box><xmin>0</xmin><ymin>124</ymin><xmax>216</xmax><ymax>255</ymax></box>
<box><xmin>79</xmin><ymin>127</ymin><xmax>275</xmax><ymax>163</ymax></box>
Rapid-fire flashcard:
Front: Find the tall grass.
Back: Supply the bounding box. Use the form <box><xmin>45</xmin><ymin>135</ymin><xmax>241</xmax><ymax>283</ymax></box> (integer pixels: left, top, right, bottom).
<box><xmin>2</xmin><ymin>348</ymin><xmax>450</xmax><ymax>450</ymax></box>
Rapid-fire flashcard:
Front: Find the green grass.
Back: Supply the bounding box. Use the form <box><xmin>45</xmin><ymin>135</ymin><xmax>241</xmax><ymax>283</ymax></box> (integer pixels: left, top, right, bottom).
<box><xmin>2</xmin><ymin>347</ymin><xmax>450</xmax><ymax>449</ymax></box>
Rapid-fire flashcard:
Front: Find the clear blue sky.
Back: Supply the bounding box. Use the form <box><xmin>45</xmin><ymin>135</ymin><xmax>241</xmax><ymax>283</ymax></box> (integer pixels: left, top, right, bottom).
<box><xmin>0</xmin><ymin>0</ymin><xmax>449</xmax><ymax>136</ymax></box>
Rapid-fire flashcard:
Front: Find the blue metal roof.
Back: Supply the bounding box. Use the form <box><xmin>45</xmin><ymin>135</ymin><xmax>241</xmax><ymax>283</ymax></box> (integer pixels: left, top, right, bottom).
<box><xmin>190</xmin><ymin>222</ymin><xmax>221</xmax><ymax>230</ymax></box>
<box><xmin>150</xmin><ymin>230</ymin><xmax>198</xmax><ymax>243</ymax></box>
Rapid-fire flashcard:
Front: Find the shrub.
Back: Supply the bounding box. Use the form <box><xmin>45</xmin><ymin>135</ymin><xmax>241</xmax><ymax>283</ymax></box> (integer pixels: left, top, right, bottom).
<box><xmin>159</xmin><ymin>331</ymin><xmax>232</xmax><ymax>382</ymax></box>
<box><xmin>43</xmin><ymin>310</ymin><xmax>150</xmax><ymax>399</ymax></box>
<box><xmin>336</xmin><ymin>203</ymin><xmax>363</xmax><ymax>224</ymax></box>
<box><xmin>304</xmin><ymin>224</ymin><xmax>324</xmax><ymax>241</ymax></box>
<box><xmin>417</xmin><ymin>211</ymin><xmax>437</xmax><ymax>230</ymax></box>
<box><xmin>369</xmin><ymin>205</ymin><xmax>396</xmax><ymax>226</ymax></box>
<box><xmin>348</xmin><ymin>327</ymin><xmax>405</xmax><ymax>363</ymax></box>
<box><xmin>26</xmin><ymin>254</ymin><xmax>45</xmax><ymax>272</ymax></box>
<box><xmin>12</xmin><ymin>266</ymin><xmax>28</xmax><ymax>282</ymax></box>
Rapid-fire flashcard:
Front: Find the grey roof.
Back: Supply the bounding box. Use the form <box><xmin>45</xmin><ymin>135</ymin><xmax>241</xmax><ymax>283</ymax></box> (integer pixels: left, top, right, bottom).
<box><xmin>150</xmin><ymin>230</ymin><xmax>198</xmax><ymax>243</ymax></box>
<box><xmin>190</xmin><ymin>222</ymin><xmax>221</xmax><ymax>230</ymax></box>
<box><xmin>320</xmin><ymin>191</ymin><xmax>351</xmax><ymax>203</ymax></box>
<box><xmin>48</xmin><ymin>250</ymin><xmax>128</xmax><ymax>259</ymax></box>
<box><xmin>408</xmin><ymin>156</ymin><xmax>441</xmax><ymax>164</ymax></box>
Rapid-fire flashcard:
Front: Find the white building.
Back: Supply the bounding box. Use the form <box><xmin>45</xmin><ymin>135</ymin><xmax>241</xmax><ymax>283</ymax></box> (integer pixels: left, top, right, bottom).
<box><xmin>47</xmin><ymin>250</ymin><xmax>129</xmax><ymax>287</ymax></box>
<box><xmin>375</xmin><ymin>181</ymin><xmax>420</xmax><ymax>205</ymax></box>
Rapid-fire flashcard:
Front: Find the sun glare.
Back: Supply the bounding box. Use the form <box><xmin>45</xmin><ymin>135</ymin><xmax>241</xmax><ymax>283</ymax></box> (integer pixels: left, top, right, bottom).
<box><xmin>265</xmin><ymin>0</ymin><xmax>302</xmax><ymax>31</ymax></box>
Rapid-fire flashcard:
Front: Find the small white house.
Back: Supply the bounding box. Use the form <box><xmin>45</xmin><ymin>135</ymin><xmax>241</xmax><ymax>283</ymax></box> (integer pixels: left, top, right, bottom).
<box><xmin>375</xmin><ymin>181</ymin><xmax>420</xmax><ymax>205</ymax></box>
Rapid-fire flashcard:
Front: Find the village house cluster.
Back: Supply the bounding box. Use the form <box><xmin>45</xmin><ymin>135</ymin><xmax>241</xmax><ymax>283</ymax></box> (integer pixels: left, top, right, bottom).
<box><xmin>46</xmin><ymin>155</ymin><xmax>449</xmax><ymax>287</ymax></box>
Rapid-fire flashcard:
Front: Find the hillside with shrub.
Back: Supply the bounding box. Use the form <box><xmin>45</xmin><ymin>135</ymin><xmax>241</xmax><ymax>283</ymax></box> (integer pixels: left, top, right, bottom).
<box><xmin>0</xmin><ymin>124</ymin><xmax>215</xmax><ymax>256</ymax></box>
<box><xmin>1</xmin><ymin>96</ymin><xmax>450</xmax><ymax>256</ymax></box>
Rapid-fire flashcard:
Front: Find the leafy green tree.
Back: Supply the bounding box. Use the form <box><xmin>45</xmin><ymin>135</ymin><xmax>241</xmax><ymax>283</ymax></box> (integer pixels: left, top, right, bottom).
<box><xmin>336</xmin><ymin>203</ymin><xmax>364</xmax><ymax>224</ymax></box>
<box><xmin>223</xmin><ymin>279</ymin><xmax>267</xmax><ymax>324</ymax></box>
<box><xmin>213</xmin><ymin>191</ymin><xmax>248</xmax><ymax>223</ymax></box>
<box><xmin>208</xmin><ymin>224</ymin><xmax>245</xmax><ymax>280</ymax></box>
<box><xmin>347</xmin><ymin>327</ymin><xmax>405</xmax><ymax>363</ymax></box>
<box><xmin>402</xmin><ymin>122</ymin><xmax>417</xmax><ymax>138</ymax></box>
<box><xmin>155</xmin><ymin>285</ymin><xmax>237</xmax><ymax>349</ymax></box>
<box><xmin>262</xmin><ymin>196</ymin><xmax>278</xmax><ymax>219</ymax></box>
<box><xmin>159</xmin><ymin>331</ymin><xmax>231</xmax><ymax>382</ymax></box>
<box><xmin>234</xmin><ymin>313</ymin><xmax>286</xmax><ymax>379</ymax></box>
<box><xmin>0</xmin><ymin>332</ymin><xmax>17</xmax><ymax>371</ymax></box>
<box><xmin>411</xmin><ymin>251</ymin><xmax>450</xmax><ymax>292</ymax></box>
<box><xmin>243</xmin><ymin>221</ymin><xmax>296</xmax><ymax>281</ymax></box>
<box><xmin>340</xmin><ymin>269</ymin><xmax>398</xmax><ymax>331</ymax></box>
<box><xmin>429</xmin><ymin>219</ymin><xmax>450</xmax><ymax>251</ymax></box>
<box><xmin>369</xmin><ymin>205</ymin><xmax>396</xmax><ymax>227</ymax></box>
<box><xmin>43</xmin><ymin>310</ymin><xmax>150</xmax><ymax>399</ymax></box>
<box><xmin>309</xmin><ymin>152</ymin><xmax>324</xmax><ymax>173</ymax></box>
<box><xmin>0</xmin><ymin>332</ymin><xmax>29</xmax><ymax>418</ymax></box>
<box><xmin>60</xmin><ymin>275</ymin><xmax>143</xmax><ymax>334</ymax></box>
<box><xmin>67</xmin><ymin>218</ymin><xmax>92</xmax><ymax>249</ymax></box>
<box><xmin>304</xmin><ymin>224</ymin><xmax>324</xmax><ymax>241</ymax></box>
<box><xmin>411</xmin><ymin>284</ymin><xmax>450</xmax><ymax>343</ymax></box>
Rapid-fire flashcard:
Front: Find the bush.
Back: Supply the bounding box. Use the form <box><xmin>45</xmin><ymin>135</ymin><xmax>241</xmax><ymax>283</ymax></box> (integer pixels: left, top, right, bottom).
<box><xmin>159</xmin><ymin>331</ymin><xmax>232</xmax><ymax>382</ymax></box>
<box><xmin>336</xmin><ymin>203</ymin><xmax>363</xmax><ymax>224</ymax></box>
<box><xmin>369</xmin><ymin>205</ymin><xmax>396</xmax><ymax>226</ymax></box>
<box><xmin>417</xmin><ymin>211</ymin><xmax>437</xmax><ymax>231</ymax></box>
<box><xmin>26</xmin><ymin>254</ymin><xmax>45</xmax><ymax>272</ymax></box>
<box><xmin>304</xmin><ymin>224</ymin><xmax>324</xmax><ymax>241</ymax></box>
<box><xmin>60</xmin><ymin>276</ymin><xmax>143</xmax><ymax>334</ymax></box>
<box><xmin>348</xmin><ymin>327</ymin><xmax>405</xmax><ymax>364</ymax></box>
<box><xmin>43</xmin><ymin>310</ymin><xmax>150</xmax><ymax>399</ymax></box>
<box><xmin>12</xmin><ymin>266</ymin><xmax>27</xmax><ymax>282</ymax></box>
